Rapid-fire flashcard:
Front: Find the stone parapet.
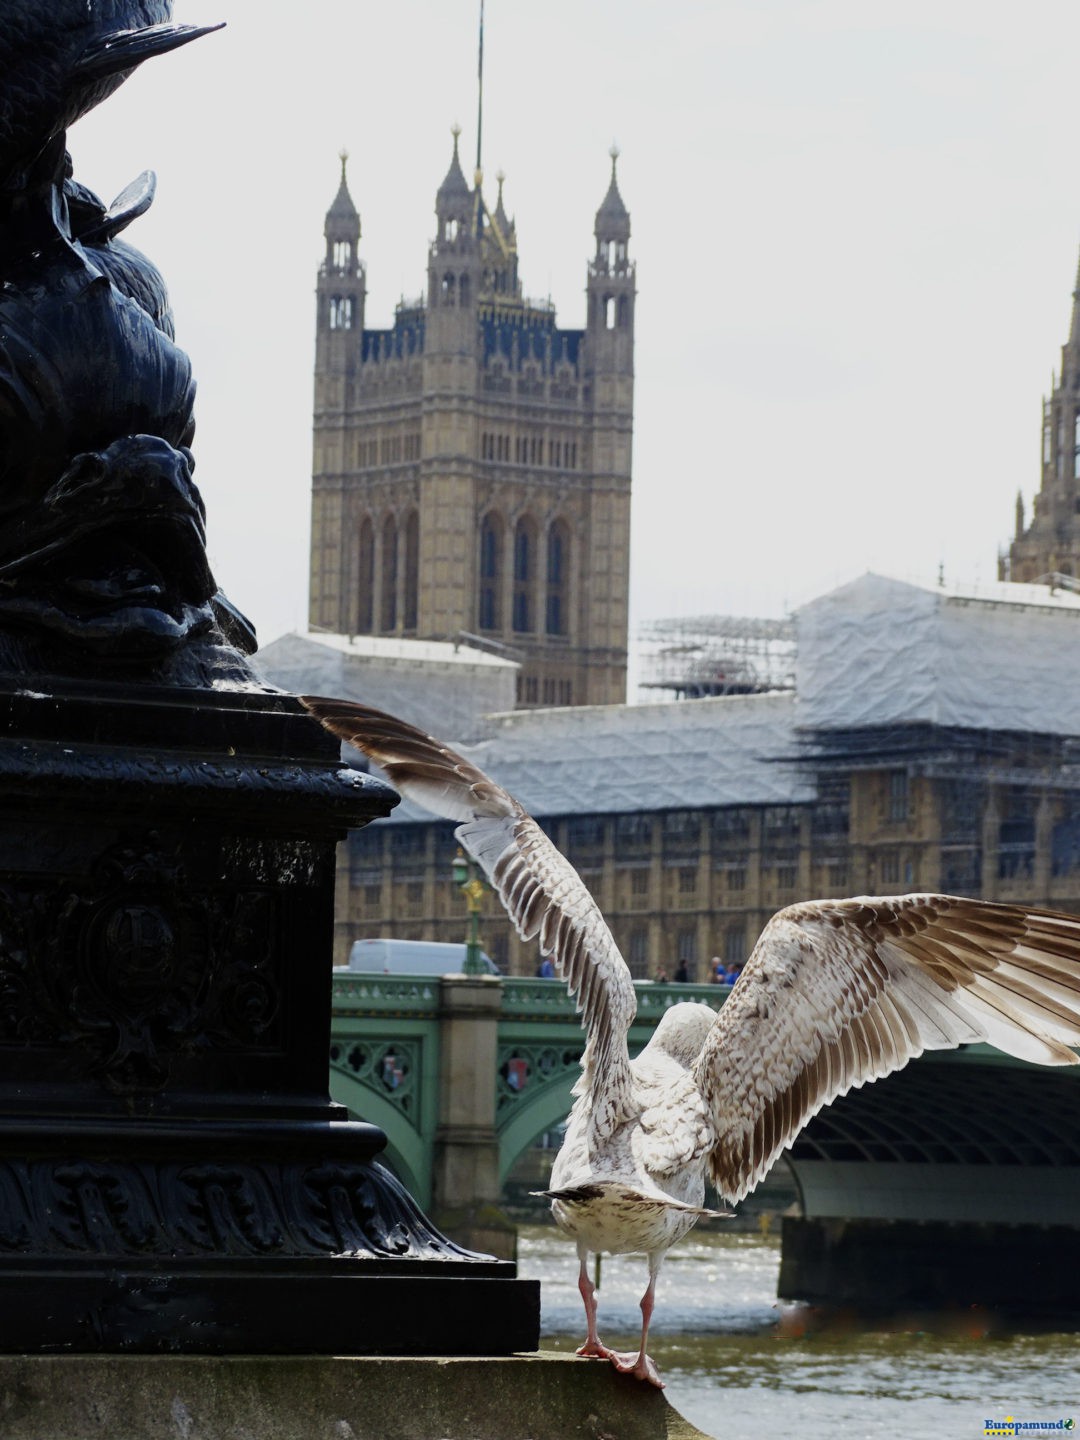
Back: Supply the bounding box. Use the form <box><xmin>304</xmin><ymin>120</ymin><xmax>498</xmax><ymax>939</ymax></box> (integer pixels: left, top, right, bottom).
<box><xmin>0</xmin><ymin>1353</ymin><xmax>715</xmax><ymax>1440</ymax></box>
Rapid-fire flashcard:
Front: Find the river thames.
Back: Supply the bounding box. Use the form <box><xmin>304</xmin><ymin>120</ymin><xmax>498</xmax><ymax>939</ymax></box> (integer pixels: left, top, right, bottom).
<box><xmin>517</xmin><ymin>1224</ymin><xmax>1080</xmax><ymax>1439</ymax></box>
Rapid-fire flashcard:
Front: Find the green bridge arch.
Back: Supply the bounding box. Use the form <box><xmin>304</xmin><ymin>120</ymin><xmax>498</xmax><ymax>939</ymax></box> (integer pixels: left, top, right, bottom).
<box><xmin>329</xmin><ymin>974</ymin><xmax>442</xmax><ymax>1208</ymax></box>
<box><xmin>329</xmin><ymin>1065</ymin><xmax>430</xmax><ymax>1205</ymax></box>
<box><xmin>496</xmin><ymin>1073</ymin><xmax>577</xmax><ymax>1186</ymax></box>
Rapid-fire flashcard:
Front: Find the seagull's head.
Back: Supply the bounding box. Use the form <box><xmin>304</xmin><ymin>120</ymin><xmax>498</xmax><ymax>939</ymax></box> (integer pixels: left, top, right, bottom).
<box><xmin>643</xmin><ymin>1002</ymin><xmax>717</xmax><ymax>1067</ymax></box>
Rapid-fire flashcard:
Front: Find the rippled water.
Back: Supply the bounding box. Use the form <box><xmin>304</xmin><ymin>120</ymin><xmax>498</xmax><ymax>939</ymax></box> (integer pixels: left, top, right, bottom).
<box><xmin>517</xmin><ymin>1225</ymin><xmax>1080</xmax><ymax>1439</ymax></box>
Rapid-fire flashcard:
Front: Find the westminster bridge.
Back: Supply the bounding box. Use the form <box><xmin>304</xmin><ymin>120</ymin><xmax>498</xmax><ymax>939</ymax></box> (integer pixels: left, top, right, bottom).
<box><xmin>330</xmin><ymin>972</ymin><xmax>1080</xmax><ymax>1223</ymax></box>
<box><xmin>331</xmin><ymin>970</ymin><xmax>1080</xmax><ymax>1311</ymax></box>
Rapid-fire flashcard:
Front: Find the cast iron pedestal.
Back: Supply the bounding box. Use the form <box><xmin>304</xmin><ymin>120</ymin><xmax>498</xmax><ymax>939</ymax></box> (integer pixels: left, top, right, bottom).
<box><xmin>0</xmin><ymin>680</ymin><xmax>539</xmax><ymax>1353</ymax></box>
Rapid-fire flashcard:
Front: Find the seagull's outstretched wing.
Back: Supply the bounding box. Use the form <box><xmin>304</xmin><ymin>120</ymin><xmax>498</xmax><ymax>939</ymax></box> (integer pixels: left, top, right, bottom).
<box><xmin>694</xmin><ymin>894</ymin><xmax>1080</xmax><ymax>1203</ymax></box>
<box><xmin>300</xmin><ymin>697</ymin><xmax>638</xmax><ymax>1129</ymax></box>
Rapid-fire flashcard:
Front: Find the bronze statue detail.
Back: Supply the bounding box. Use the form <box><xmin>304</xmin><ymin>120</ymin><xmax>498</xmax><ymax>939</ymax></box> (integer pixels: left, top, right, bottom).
<box><xmin>0</xmin><ymin>2</ymin><xmax>255</xmax><ymax>666</ymax></box>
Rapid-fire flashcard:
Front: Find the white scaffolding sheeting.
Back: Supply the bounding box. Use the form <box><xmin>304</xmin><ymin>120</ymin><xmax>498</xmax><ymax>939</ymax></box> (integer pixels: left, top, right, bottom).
<box><xmin>638</xmin><ymin>615</ymin><xmax>796</xmax><ymax>698</ymax></box>
<box><xmin>796</xmin><ymin>573</ymin><xmax>1080</xmax><ymax>735</ymax></box>
<box><xmin>255</xmin><ymin>631</ymin><xmax>519</xmax><ymax>745</ymax></box>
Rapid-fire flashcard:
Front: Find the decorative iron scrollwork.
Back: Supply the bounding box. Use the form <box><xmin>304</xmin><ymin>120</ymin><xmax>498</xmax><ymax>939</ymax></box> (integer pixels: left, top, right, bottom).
<box><xmin>0</xmin><ymin>832</ymin><xmax>284</xmax><ymax>1094</ymax></box>
<box><xmin>0</xmin><ymin>1154</ymin><xmax>476</xmax><ymax>1261</ymax></box>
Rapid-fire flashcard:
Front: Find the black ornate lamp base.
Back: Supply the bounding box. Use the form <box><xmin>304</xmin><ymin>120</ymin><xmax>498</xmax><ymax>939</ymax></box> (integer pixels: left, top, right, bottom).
<box><xmin>0</xmin><ymin>1263</ymin><xmax>539</xmax><ymax>1355</ymax></box>
<box><xmin>0</xmin><ymin>684</ymin><xmax>538</xmax><ymax>1353</ymax></box>
<box><xmin>0</xmin><ymin>1123</ymin><xmax>536</xmax><ymax>1354</ymax></box>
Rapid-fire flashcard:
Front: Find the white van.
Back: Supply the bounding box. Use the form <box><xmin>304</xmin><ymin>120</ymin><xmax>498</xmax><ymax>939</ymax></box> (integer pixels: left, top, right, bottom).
<box><xmin>346</xmin><ymin>937</ymin><xmax>501</xmax><ymax>977</ymax></box>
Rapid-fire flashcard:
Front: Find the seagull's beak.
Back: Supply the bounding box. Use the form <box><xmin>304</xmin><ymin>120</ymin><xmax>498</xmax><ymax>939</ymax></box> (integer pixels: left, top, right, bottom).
<box><xmin>74</xmin><ymin>21</ymin><xmax>225</xmax><ymax>85</ymax></box>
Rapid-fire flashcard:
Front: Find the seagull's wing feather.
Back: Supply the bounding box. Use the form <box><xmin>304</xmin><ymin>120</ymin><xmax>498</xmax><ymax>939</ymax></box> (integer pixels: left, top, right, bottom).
<box><xmin>694</xmin><ymin>894</ymin><xmax>1080</xmax><ymax>1203</ymax></box>
<box><xmin>300</xmin><ymin>697</ymin><xmax>638</xmax><ymax>1127</ymax></box>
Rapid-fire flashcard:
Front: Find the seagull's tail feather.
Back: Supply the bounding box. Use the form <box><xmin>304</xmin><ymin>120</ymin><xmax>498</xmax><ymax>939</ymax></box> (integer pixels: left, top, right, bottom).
<box><xmin>532</xmin><ymin>1182</ymin><xmax>730</xmax><ymax>1219</ymax></box>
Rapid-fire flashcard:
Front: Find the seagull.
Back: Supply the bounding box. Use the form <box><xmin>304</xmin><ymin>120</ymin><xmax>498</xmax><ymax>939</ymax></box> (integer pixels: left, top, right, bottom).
<box><xmin>301</xmin><ymin>696</ymin><xmax>1080</xmax><ymax>1388</ymax></box>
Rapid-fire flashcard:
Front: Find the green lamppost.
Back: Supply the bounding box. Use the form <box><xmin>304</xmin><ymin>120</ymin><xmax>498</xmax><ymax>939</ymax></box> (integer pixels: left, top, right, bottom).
<box><xmin>452</xmin><ymin>847</ymin><xmax>486</xmax><ymax>975</ymax></box>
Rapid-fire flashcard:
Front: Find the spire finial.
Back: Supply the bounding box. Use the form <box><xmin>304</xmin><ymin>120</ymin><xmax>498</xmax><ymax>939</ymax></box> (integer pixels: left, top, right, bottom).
<box><xmin>451</xmin><ymin>122</ymin><xmax>462</xmax><ymax>154</ymax></box>
<box><xmin>339</xmin><ymin>148</ymin><xmax>349</xmax><ymax>183</ymax></box>
<box><xmin>609</xmin><ymin>142</ymin><xmax>620</xmax><ymax>174</ymax></box>
<box><xmin>476</xmin><ymin>0</ymin><xmax>485</xmax><ymax>180</ymax></box>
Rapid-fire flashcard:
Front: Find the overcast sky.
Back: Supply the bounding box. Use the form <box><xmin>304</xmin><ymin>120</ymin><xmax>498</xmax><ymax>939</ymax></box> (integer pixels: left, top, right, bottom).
<box><xmin>71</xmin><ymin>0</ymin><xmax>1080</xmax><ymax>650</ymax></box>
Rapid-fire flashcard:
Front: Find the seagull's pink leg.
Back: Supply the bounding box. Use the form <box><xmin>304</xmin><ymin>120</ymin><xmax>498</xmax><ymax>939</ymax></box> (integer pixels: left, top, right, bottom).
<box><xmin>610</xmin><ymin>1257</ymin><xmax>664</xmax><ymax>1388</ymax></box>
<box><xmin>574</xmin><ymin>1246</ymin><xmax>613</xmax><ymax>1360</ymax></box>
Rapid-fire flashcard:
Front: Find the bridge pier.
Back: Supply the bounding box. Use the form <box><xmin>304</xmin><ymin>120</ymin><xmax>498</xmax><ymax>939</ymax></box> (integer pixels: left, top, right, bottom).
<box><xmin>432</xmin><ymin>976</ymin><xmax>517</xmax><ymax>1259</ymax></box>
<box><xmin>780</xmin><ymin>1216</ymin><xmax>1080</xmax><ymax>1323</ymax></box>
<box><xmin>779</xmin><ymin>1049</ymin><xmax>1080</xmax><ymax>1322</ymax></box>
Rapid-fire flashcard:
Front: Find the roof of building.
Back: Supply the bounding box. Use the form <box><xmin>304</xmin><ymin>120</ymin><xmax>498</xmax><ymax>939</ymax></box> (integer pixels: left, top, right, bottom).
<box><xmin>254</xmin><ymin>631</ymin><xmax>517</xmax><ymax>746</ymax></box>
<box><xmin>266</xmin><ymin>631</ymin><xmax>518</xmax><ymax>667</ymax></box>
<box><xmin>437</xmin><ymin>128</ymin><xmax>470</xmax><ymax>202</ymax></box>
<box><xmin>268</xmin><ymin>574</ymin><xmax>1080</xmax><ymax>832</ymax></box>
<box><xmin>326</xmin><ymin>153</ymin><xmax>359</xmax><ymax>223</ymax></box>
<box><xmin>595</xmin><ymin>148</ymin><xmax>630</xmax><ymax>235</ymax></box>
<box><xmin>386</xmin><ymin>691</ymin><xmax>811</xmax><ymax>823</ymax></box>
<box><xmin>480</xmin><ymin>312</ymin><xmax>582</xmax><ymax>368</ymax></box>
<box><xmin>796</xmin><ymin>571</ymin><xmax>1080</xmax><ymax>735</ymax></box>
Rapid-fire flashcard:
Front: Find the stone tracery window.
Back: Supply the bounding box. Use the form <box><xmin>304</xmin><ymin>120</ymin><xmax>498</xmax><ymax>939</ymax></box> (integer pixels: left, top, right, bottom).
<box><xmin>357</xmin><ymin>515</ymin><xmax>374</xmax><ymax>633</ymax></box>
<box><xmin>546</xmin><ymin>518</ymin><xmax>570</xmax><ymax>636</ymax></box>
<box><xmin>403</xmin><ymin>510</ymin><xmax>419</xmax><ymax>632</ymax></box>
<box><xmin>479</xmin><ymin>513</ymin><xmax>503</xmax><ymax>631</ymax></box>
<box><xmin>512</xmin><ymin>517</ymin><xmax>536</xmax><ymax>633</ymax></box>
<box><xmin>380</xmin><ymin>514</ymin><xmax>397</xmax><ymax>631</ymax></box>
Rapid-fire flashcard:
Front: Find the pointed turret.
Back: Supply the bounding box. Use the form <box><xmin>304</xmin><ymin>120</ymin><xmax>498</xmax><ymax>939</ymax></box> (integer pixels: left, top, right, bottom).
<box><xmin>492</xmin><ymin>171</ymin><xmax>512</xmax><ymax>237</ymax></box>
<box><xmin>479</xmin><ymin>169</ymin><xmax>520</xmax><ymax>302</ymax></box>
<box><xmin>326</xmin><ymin>150</ymin><xmax>359</xmax><ymax>228</ymax></box>
<box><xmin>594</xmin><ymin>146</ymin><xmax>630</xmax><ymax>248</ymax></box>
<box><xmin>1069</xmin><ymin>242</ymin><xmax>1080</xmax><ymax>348</ymax></box>
<box><xmin>436</xmin><ymin>125</ymin><xmax>472</xmax><ymax>228</ymax></box>
<box><xmin>1006</xmin><ymin>240</ymin><xmax>1080</xmax><ymax>584</ymax></box>
<box><xmin>586</xmin><ymin>146</ymin><xmax>635</xmax><ymax>363</ymax></box>
<box><xmin>428</xmin><ymin>126</ymin><xmax>479</xmax><ymax>350</ymax></box>
<box><xmin>323</xmin><ymin>150</ymin><xmax>361</xmax><ymax>274</ymax></box>
<box><xmin>315</xmin><ymin>150</ymin><xmax>365</xmax><ymax>382</ymax></box>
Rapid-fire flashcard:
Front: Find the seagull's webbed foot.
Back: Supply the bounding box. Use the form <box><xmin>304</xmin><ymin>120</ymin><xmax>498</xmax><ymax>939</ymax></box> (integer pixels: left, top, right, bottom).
<box><xmin>575</xmin><ymin>1337</ymin><xmax>616</xmax><ymax>1361</ymax></box>
<box><xmin>610</xmin><ymin>1348</ymin><xmax>665</xmax><ymax>1388</ymax></box>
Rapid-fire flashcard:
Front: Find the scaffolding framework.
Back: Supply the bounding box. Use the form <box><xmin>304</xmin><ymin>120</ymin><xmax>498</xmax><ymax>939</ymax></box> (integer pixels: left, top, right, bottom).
<box><xmin>638</xmin><ymin>614</ymin><xmax>796</xmax><ymax>699</ymax></box>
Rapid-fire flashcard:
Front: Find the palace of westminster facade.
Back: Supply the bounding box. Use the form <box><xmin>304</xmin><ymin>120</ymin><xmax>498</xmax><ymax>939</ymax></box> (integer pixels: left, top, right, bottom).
<box><xmin>306</xmin><ymin>143</ymin><xmax>1080</xmax><ymax>975</ymax></box>
<box><xmin>310</xmin><ymin>134</ymin><xmax>633</xmax><ymax>711</ymax></box>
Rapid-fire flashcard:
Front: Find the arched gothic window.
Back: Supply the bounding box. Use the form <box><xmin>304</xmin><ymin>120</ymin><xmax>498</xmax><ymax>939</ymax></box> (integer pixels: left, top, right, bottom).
<box><xmin>512</xmin><ymin>517</ymin><xmax>536</xmax><ymax>633</ymax></box>
<box><xmin>329</xmin><ymin>295</ymin><xmax>354</xmax><ymax>330</ymax></box>
<box><xmin>380</xmin><ymin>514</ymin><xmax>398</xmax><ymax>631</ymax></box>
<box><xmin>403</xmin><ymin>510</ymin><xmax>419</xmax><ymax>632</ymax></box>
<box><xmin>357</xmin><ymin>515</ymin><xmax>374</xmax><ymax>633</ymax></box>
<box><xmin>546</xmin><ymin>519</ymin><xmax>570</xmax><ymax>637</ymax></box>
<box><xmin>478</xmin><ymin>514</ymin><xmax>503</xmax><ymax>631</ymax></box>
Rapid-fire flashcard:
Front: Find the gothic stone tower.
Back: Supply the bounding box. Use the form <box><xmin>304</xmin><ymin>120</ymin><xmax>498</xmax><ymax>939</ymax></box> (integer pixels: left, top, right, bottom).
<box><xmin>1004</xmin><ymin>249</ymin><xmax>1080</xmax><ymax>582</ymax></box>
<box><xmin>309</xmin><ymin>136</ymin><xmax>635</xmax><ymax>708</ymax></box>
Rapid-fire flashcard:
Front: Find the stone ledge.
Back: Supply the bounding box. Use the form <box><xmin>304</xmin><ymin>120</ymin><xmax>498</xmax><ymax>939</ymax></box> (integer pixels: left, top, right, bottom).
<box><xmin>0</xmin><ymin>1352</ymin><xmax>715</xmax><ymax>1440</ymax></box>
